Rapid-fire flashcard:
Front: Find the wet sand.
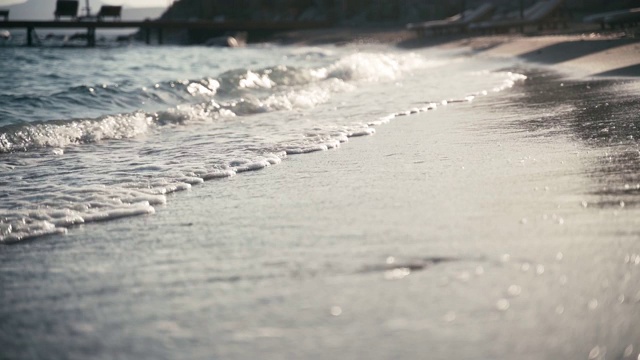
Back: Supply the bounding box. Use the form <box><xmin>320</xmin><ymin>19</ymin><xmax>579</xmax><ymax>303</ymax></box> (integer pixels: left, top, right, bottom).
<box><xmin>3</xmin><ymin>68</ymin><xmax>640</xmax><ymax>359</ymax></box>
<box><xmin>2</xmin><ymin>27</ymin><xmax>640</xmax><ymax>360</ymax></box>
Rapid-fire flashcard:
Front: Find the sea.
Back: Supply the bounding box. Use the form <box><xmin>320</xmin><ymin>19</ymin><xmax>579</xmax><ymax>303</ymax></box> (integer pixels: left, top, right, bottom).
<box><xmin>0</xmin><ymin>37</ymin><xmax>524</xmax><ymax>243</ymax></box>
<box><xmin>2</xmin><ymin>35</ymin><xmax>640</xmax><ymax>360</ymax></box>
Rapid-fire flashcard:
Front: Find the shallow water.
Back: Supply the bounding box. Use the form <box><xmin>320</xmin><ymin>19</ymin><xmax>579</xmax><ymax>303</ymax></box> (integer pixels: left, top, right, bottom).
<box><xmin>2</xmin><ymin>42</ymin><xmax>640</xmax><ymax>360</ymax></box>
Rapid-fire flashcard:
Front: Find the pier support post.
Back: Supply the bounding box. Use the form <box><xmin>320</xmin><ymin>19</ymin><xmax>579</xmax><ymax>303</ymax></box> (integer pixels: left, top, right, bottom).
<box><xmin>145</xmin><ymin>27</ymin><xmax>150</xmax><ymax>45</ymax></box>
<box><xmin>158</xmin><ymin>28</ymin><xmax>163</xmax><ymax>45</ymax></box>
<box><xmin>87</xmin><ymin>26</ymin><xmax>96</xmax><ymax>47</ymax></box>
<box><xmin>27</xmin><ymin>26</ymin><xmax>33</xmax><ymax>46</ymax></box>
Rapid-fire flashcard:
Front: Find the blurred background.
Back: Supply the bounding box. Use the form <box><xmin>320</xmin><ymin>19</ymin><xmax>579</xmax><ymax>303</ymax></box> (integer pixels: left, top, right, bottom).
<box><xmin>157</xmin><ymin>0</ymin><xmax>639</xmax><ymax>23</ymax></box>
<box><xmin>0</xmin><ymin>0</ymin><xmax>637</xmax><ymax>23</ymax></box>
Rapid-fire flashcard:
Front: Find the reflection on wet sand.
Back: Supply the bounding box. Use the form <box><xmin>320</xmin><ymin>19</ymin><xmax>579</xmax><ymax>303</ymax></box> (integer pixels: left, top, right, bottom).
<box><xmin>499</xmin><ymin>68</ymin><xmax>640</xmax><ymax>211</ymax></box>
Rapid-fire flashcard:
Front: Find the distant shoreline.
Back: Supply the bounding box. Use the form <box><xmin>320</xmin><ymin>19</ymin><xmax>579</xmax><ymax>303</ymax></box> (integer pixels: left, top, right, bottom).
<box><xmin>268</xmin><ymin>25</ymin><xmax>640</xmax><ymax>79</ymax></box>
<box><xmin>2</xmin><ymin>21</ymin><xmax>638</xmax><ymax>78</ymax></box>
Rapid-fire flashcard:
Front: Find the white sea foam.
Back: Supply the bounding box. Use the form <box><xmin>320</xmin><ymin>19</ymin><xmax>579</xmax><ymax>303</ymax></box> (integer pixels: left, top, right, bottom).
<box><xmin>0</xmin><ymin>112</ymin><xmax>153</xmax><ymax>152</ymax></box>
<box><xmin>81</xmin><ymin>202</ymin><xmax>156</xmax><ymax>222</ymax></box>
<box><xmin>347</xmin><ymin>127</ymin><xmax>376</xmax><ymax>137</ymax></box>
<box><xmin>261</xmin><ymin>87</ymin><xmax>332</xmax><ymax>111</ymax></box>
<box><xmin>235</xmin><ymin>159</ymin><xmax>272</xmax><ymax>173</ymax></box>
<box><xmin>180</xmin><ymin>176</ymin><xmax>205</xmax><ymax>185</ymax></box>
<box><xmin>264</xmin><ymin>152</ymin><xmax>286</xmax><ymax>164</ymax></box>
<box><xmin>0</xmin><ymin>183</ymin><xmax>173</xmax><ymax>243</ymax></box>
<box><xmin>239</xmin><ymin>71</ymin><xmax>276</xmax><ymax>89</ymax></box>
<box><xmin>186</xmin><ymin>78</ymin><xmax>220</xmax><ymax>96</ymax></box>
<box><xmin>0</xmin><ymin>220</ymin><xmax>68</xmax><ymax>244</ymax></box>
<box><xmin>326</xmin><ymin>52</ymin><xmax>429</xmax><ymax>82</ymax></box>
<box><xmin>201</xmin><ymin>169</ymin><xmax>237</xmax><ymax>180</ymax></box>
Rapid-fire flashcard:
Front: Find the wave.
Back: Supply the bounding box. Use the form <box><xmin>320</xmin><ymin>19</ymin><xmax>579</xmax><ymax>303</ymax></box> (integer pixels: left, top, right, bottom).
<box><xmin>0</xmin><ymin>52</ymin><xmax>429</xmax><ymax>153</ymax></box>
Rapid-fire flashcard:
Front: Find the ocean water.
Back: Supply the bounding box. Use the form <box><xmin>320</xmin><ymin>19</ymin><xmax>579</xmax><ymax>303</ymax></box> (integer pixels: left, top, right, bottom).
<box><xmin>3</xmin><ymin>40</ymin><xmax>640</xmax><ymax>360</ymax></box>
<box><xmin>0</xmin><ymin>42</ymin><xmax>523</xmax><ymax>243</ymax></box>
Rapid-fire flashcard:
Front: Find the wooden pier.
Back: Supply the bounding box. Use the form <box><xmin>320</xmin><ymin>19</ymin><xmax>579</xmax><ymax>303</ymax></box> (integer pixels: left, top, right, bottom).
<box><xmin>0</xmin><ymin>20</ymin><xmax>330</xmax><ymax>46</ymax></box>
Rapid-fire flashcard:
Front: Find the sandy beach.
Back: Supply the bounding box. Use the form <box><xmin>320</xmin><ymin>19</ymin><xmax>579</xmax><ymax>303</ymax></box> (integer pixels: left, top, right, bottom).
<box><xmin>2</xmin><ymin>23</ymin><xmax>640</xmax><ymax>360</ymax></box>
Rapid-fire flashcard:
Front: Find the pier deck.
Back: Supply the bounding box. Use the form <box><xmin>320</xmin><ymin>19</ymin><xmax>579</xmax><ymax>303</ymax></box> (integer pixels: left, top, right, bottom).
<box><xmin>0</xmin><ymin>20</ymin><xmax>330</xmax><ymax>46</ymax></box>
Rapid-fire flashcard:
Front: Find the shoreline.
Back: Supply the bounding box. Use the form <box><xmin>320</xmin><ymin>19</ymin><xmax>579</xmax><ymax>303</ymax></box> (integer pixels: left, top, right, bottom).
<box><xmin>270</xmin><ymin>25</ymin><xmax>640</xmax><ymax>79</ymax></box>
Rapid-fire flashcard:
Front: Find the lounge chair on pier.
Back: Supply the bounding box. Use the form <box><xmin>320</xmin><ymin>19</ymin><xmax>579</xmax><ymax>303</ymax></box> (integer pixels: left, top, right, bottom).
<box><xmin>469</xmin><ymin>0</ymin><xmax>567</xmax><ymax>34</ymax></box>
<box><xmin>407</xmin><ymin>3</ymin><xmax>495</xmax><ymax>37</ymax></box>
<box><xmin>97</xmin><ymin>5</ymin><xmax>122</xmax><ymax>21</ymax></box>
<box><xmin>54</xmin><ymin>0</ymin><xmax>79</xmax><ymax>20</ymax></box>
<box><xmin>584</xmin><ymin>7</ymin><xmax>640</xmax><ymax>29</ymax></box>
